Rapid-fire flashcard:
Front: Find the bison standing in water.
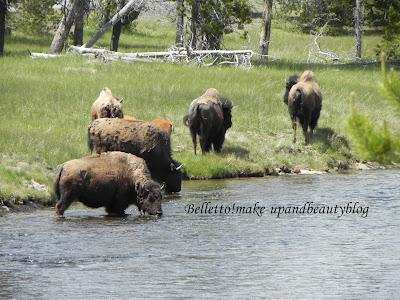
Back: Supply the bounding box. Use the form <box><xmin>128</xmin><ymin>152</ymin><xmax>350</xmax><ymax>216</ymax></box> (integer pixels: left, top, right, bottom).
<box><xmin>183</xmin><ymin>88</ymin><xmax>233</xmax><ymax>154</ymax></box>
<box><xmin>88</xmin><ymin>118</ymin><xmax>182</xmax><ymax>193</ymax></box>
<box><xmin>90</xmin><ymin>87</ymin><xmax>124</xmax><ymax>121</ymax></box>
<box><xmin>54</xmin><ymin>152</ymin><xmax>163</xmax><ymax>216</ymax></box>
<box><xmin>284</xmin><ymin>70</ymin><xmax>322</xmax><ymax>144</ymax></box>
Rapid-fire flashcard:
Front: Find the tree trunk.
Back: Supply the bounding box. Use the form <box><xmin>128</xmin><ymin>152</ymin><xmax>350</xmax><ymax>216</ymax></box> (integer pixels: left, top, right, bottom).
<box><xmin>49</xmin><ymin>0</ymin><xmax>81</xmax><ymax>53</ymax></box>
<box><xmin>110</xmin><ymin>0</ymin><xmax>125</xmax><ymax>52</ymax></box>
<box><xmin>0</xmin><ymin>0</ymin><xmax>6</xmax><ymax>56</ymax></box>
<box><xmin>259</xmin><ymin>0</ymin><xmax>273</xmax><ymax>61</ymax></box>
<box><xmin>354</xmin><ymin>0</ymin><xmax>364</xmax><ymax>60</ymax></box>
<box><xmin>190</xmin><ymin>0</ymin><xmax>200</xmax><ymax>49</ymax></box>
<box><xmin>73</xmin><ymin>0</ymin><xmax>89</xmax><ymax>46</ymax></box>
<box><xmin>175</xmin><ymin>0</ymin><xmax>184</xmax><ymax>47</ymax></box>
<box><xmin>85</xmin><ymin>0</ymin><xmax>144</xmax><ymax>48</ymax></box>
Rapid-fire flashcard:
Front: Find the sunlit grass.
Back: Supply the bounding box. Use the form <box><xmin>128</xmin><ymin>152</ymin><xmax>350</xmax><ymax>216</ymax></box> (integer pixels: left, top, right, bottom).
<box><xmin>0</xmin><ymin>17</ymin><xmax>397</xmax><ymax>204</ymax></box>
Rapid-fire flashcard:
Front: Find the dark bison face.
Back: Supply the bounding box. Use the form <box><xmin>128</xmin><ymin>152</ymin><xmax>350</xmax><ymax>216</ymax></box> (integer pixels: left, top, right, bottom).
<box><xmin>283</xmin><ymin>75</ymin><xmax>299</xmax><ymax>105</ymax></box>
<box><xmin>55</xmin><ymin>200</ymin><xmax>72</xmax><ymax>216</ymax></box>
<box><xmin>111</xmin><ymin>106</ymin><xmax>124</xmax><ymax>118</ymax></box>
<box><xmin>137</xmin><ymin>182</ymin><xmax>163</xmax><ymax>216</ymax></box>
<box><xmin>221</xmin><ymin>98</ymin><xmax>233</xmax><ymax>130</ymax></box>
<box><xmin>164</xmin><ymin>161</ymin><xmax>183</xmax><ymax>193</ymax></box>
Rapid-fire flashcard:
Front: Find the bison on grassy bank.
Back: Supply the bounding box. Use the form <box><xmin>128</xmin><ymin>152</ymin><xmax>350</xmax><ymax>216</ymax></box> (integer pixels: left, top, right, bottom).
<box><xmin>183</xmin><ymin>88</ymin><xmax>233</xmax><ymax>155</ymax></box>
<box><xmin>54</xmin><ymin>152</ymin><xmax>163</xmax><ymax>216</ymax></box>
<box><xmin>88</xmin><ymin>118</ymin><xmax>182</xmax><ymax>193</ymax></box>
<box><xmin>284</xmin><ymin>70</ymin><xmax>322</xmax><ymax>144</ymax></box>
<box><xmin>91</xmin><ymin>87</ymin><xmax>124</xmax><ymax>121</ymax></box>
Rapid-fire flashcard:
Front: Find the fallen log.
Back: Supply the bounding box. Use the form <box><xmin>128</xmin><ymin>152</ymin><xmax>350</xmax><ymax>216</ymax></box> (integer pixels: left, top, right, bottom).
<box><xmin>69</xmin><ymin>46</ymin><xmax>254</xmax><ymax>67</ymax></box>
<box><xmin>29</xmin><ymin>50</ymin><xmax>59</xmax><ymax>59</ymax></box>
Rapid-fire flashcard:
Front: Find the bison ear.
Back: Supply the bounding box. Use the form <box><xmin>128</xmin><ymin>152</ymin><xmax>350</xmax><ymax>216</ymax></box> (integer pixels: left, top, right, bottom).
<box><xmin>170</xmin><ymin>162</ymin><xmax>176</xmax><ymax>171</ymax></box>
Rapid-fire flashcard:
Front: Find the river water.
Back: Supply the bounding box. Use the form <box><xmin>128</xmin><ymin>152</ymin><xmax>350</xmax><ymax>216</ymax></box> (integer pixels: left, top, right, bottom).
<box><xmin>0</xmin><ymin>170</ymin><xmax>399</xmax><ymax>299</ymax></box>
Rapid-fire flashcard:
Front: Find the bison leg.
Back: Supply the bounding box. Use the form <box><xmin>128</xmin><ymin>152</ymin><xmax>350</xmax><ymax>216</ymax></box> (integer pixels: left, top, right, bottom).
<box><xmin>309</xmin><ymin>108</ymin><xmax>321</xmax><ymax>143</ymax></box>
<box><xmin>213</xmin><ymin>134</ymin><xmax>225</xmax><ymax>153</ymax></box>
<box><xmin>105</xmin><ymin>202</ymin><xmax>128</xmax><ymax>216</ymax></box>
<box><xmin>200</xmin><ymin>135</ymin><xmax>212</xmax><ymax>154</ymax></box>
<box><xmin>190</xmin><ymin>130</ymin><xmax>197</xmax><ymax>155</ymax></box>
<box><xmin>302</xmin><ymin>122</ymin><xmax>309</xmax><ymax>144</ymax></box>
<box><xmin>292</xmin><ymin>118</ymin><xmax>297</xmax><ymax>144</ymax></box>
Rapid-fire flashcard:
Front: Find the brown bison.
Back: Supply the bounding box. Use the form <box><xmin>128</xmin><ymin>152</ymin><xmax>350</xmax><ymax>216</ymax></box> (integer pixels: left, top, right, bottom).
<box><xmin>88</xmin><ymin>118</ymin><xmax>182</xmax><ymax>193</ymax></box>
<box><xmin>90</xmin><ymin>87</ymin><xmax>124</xmax><ymax>121</ymax></box>
<box><xmin>54</xmin><ymin>151</ymin><xmax>163</xmax><ymax>216</ymax></box>
<box><xmin>183</xmin><ymin>88</ymin><xmax>233</xmax><ymax>154</ymax></box>
<box><xmin>151</xmin><ymin>119</ymin><xmax>174</xmax><ymax>135</ymax></box>
<box><xmin>284</xmin><ymin>70</ymin><xmax>322</xmax><ymax>144</ymax></box>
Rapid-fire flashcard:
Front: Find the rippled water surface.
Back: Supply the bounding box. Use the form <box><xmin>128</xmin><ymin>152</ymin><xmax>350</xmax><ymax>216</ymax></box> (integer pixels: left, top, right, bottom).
<box><xmin>1</xmin><ymin>170</ymin><xmax>399</xmax><ymax>299</ymax></box>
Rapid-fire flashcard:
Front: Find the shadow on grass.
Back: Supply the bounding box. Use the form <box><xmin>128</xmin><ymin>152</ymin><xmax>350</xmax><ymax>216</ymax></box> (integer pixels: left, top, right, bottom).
<box><xmin>6</xmin><ymin>34</ymin><xmax>52</xmax><ymax>47</ymax></box>
<box><xmin>221</xmin><ymin>145</ymin><xmax>250</xmax><ymax>159</ymax></box>
<box><xmin>313</xmin><ymin>127</ymin><xmax>350</xmax><ymax>150</ymax></box>
<box><xmin>254</xmin><ymin>59</ymin><xmax>400</xmax><ymax>71</ymax></box>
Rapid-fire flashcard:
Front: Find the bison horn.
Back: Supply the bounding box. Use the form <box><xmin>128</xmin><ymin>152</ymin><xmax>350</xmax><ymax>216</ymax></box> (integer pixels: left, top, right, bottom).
<box><xmin>175</xmin><ymin>164</ymin><xmax>183</xmax><ymax>171</ymax></box>
<box><xmin>119</xmin><ymin>97</ymin><xmax>124</xmax><ymax>103</ymax></box>
<box><xmin>160</xmin><ymin>183</ymin><xmax>165</xmax><ymax>190</ymax></box>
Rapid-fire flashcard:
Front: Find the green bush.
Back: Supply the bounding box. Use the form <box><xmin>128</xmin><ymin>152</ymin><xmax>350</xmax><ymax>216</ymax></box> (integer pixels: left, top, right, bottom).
<box><xmin>346</xmin><ymin>59</ymin><xmax>400</xmax><ymax>163</ymax></box>
<box><xmin>346</xmin><ymin>105</ymin><xmax>399</xmax><ymax>163</ymax></box>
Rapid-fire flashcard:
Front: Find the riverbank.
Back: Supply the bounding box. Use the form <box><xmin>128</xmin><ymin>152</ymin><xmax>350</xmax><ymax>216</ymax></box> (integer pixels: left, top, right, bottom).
<box><xmin>0</xmin><ymin>158</ymin><xmax>394</xmax><ymax>215</ymax></box>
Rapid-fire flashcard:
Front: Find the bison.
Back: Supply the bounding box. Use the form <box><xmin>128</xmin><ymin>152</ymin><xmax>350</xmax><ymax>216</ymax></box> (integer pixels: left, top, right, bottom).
<box><xmin>284</xmin><ymin>70</ymin><xmax>322</xmax><ymax>144</ymax></box>
<box><xmin>151</xmin><ymin>119</ymin><xmax>174</xmax><ymax>135</ymax></box>
<box><xmin>183</xmin><ymin>88</ymin><xmax>233</xmax><ymax>154</ymax></box>
<box><xmin>90</xmin><ymin>87</ymin><xmax>124</xmax><ymax>121</ymax></box>
<box><xmin>54</xmin><ymin>151</ymin><xmax>163</xmax><ymax>216</ymax></box>
<box><xmin>88</xmin><ymin>118</ymin><xmax>182</xmax><ymax>193</ymax></box>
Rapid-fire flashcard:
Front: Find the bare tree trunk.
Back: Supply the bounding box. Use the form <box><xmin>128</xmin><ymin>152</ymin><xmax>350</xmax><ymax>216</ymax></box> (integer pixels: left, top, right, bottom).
<box><xmin>110</xmin><ymin>0</ymin><xmax>125</xmax><ymax>51</ymax></box>
<box><xmin>73</xmin><ymin>0</ymin><xmax>89</xmax><ymax>46</ymax></box>
<box><xmin>49</xmin><ymin>0</ymin><xmax>81</xmax><ymax>53</ymax></box>
<box><xmin>0</xmin><ymin>0</ymin><xmax>7</xmax><ymax>56</ymax></box>
<box><xmin>85</xmin><ymin>0</ymin><xmax>144</xmax><ymax>48</ymax></box>
<box><xmin>354</xmin><ymin>0</ymin><xmax>364</xmax><ymax>60</ymax></box>
<box><xmin>175</xmin><ymin>0</ymin><xmax>184</xmax><ymax>47</ymax></box>
<box><xmin>259</xmin><ymin>0</ymin><xmax>273</xmax><ymax>61</ymax></box>
<box><xmin>190</xmin><ymin>0</ymin><xmax>200</xmax><ymax>49</ymax></box>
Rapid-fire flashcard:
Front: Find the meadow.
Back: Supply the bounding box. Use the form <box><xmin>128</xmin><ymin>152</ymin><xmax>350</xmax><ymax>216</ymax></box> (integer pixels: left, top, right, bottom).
<box><xmin>0</xmin><ymin>18</ymin><xmax>398</xmax><ymax>205</ymax></box>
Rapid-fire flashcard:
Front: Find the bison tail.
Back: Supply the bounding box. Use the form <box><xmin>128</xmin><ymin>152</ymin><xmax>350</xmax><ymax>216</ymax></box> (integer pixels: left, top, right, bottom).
<box><xmin>182</xmin><ymin>115</ymin><xmax>190</xmax><ymax>127</ymax></box>
<box><xmin>54</xmin><ymin>165</ymin><xmax>64</xmax><ymax>201</ymax></box>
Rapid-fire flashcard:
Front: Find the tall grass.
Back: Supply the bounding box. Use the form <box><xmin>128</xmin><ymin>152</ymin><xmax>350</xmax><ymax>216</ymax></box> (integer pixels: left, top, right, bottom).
<box><xmin>0</xmin><ymin>17</ymin><xmax>397</xmax><ymax>204</ymax></box>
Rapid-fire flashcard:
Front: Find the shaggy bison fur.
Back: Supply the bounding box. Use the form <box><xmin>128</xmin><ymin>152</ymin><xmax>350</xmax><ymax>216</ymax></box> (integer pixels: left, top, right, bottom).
<box><xmin>284</xmin><ymin>70</ymin><xmax>322</xmax><ymax>144</ymax></box>
<box><xmin>183</xmin><ymin>88</ymin><xmax>233</xmax><ymax>154</ymax></box>
<box><xmin>90</xmin><ymin>87</ymin><xmax>124</xmax><ymax>121</ymax></box>
<box><xmin>54</xmin><ymin>151</ymin><xmax>163</xmax><ymax>216</ymax></box>
<box><xmin>88</xmin><ymin>118</ymin><xmax>182</xmax><ymax>193</ymax></box>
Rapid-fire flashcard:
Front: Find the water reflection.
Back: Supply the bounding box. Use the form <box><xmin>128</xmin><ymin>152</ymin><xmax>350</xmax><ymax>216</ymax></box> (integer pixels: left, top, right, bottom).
<box><xmin>0</xmin><ymin>170</ymin><xmax>399</xmax><ymax>298</ymax></box>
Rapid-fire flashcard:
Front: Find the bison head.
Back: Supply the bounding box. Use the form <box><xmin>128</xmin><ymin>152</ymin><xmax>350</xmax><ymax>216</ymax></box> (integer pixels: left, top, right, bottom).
<box><xmin>221</xmin><ymin>98</ymin><xmax>233</xmax><ymax>131</ymax></box>
<box><xmin>137</xmin><ymin>181</ymin><xmax>163</xmax><ymax>216</ymax></box>
<box><xmin>164</xmin><ymin>161</ymin><xmax>183</xmax><ymax>193</ymax></box>
<box><xmin>283</xmin><ymin>75</ymin><xmax>299</xmax><ymax>105</ymax></box>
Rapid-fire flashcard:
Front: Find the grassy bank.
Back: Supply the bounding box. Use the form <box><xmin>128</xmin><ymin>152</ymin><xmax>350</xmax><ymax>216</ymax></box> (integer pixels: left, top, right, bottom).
<box><xmin>1</xmin><ymin>18</ymin><xmax>398</xmax><ymax>206</ymax></box>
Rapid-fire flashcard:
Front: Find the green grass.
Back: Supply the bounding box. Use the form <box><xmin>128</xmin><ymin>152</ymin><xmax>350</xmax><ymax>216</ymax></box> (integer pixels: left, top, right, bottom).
<box><xmin>0</xmin><ymin>17</ymin><xmax>398</xmax><ymax>205</ymax></box>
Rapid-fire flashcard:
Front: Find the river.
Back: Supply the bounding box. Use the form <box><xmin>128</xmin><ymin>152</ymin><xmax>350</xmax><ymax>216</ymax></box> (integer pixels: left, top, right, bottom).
<box><xmin>0</xmin><ymin>170</ymin><xmax>399</xmax><ymax>299</ymax></box>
